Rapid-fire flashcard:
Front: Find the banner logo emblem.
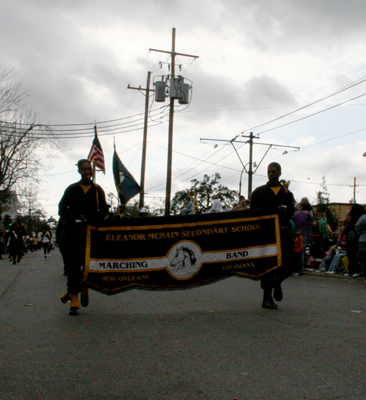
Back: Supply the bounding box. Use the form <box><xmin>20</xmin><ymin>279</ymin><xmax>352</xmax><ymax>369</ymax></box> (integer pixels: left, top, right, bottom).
<box><xmin>168</xmin><ymin>241</ymin><xmax>201</xmax><ymax>279</ymax></box>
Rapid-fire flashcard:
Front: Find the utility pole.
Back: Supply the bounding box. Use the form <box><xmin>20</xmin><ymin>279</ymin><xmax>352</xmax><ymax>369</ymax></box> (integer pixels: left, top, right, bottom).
<box><xmin>247</xmin><ymin>132</ymin><xmax>254</xmax><ymax>199</ymax></box>
<box><xmin>350</xmin><ymin>177</ymin><xmax>358</xmax><ymax>203</ymax></box>
<box><xmin>150</xmin><ymin>28</ymin><xmax>199</xmax><ymax>216</ymax></box>
<box><xmin>166</xmin><ymin>29</ymin><xmax>176</xmax><ymax>217</ymax></box>
<box><xmin>200</xmin><ymin>135</ymin><xmax>299</xmax><ymax>199</ymax></box>
<box><xmin>127</xmin><ymin>71</ymin><xmax>152</xmax><ymax>208</ymax></box>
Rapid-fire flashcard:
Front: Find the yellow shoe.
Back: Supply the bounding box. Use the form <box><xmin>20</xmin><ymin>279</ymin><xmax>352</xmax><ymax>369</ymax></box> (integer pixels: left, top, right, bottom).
<box><xmin>60</xmin><ymin>292</ymin><xmax>71</xmax><ymax>304</ymax></box>
<box><xmin>69</xmin><ymin>294</ymin><xmax>80</xmax><ymax>315</ymax></box>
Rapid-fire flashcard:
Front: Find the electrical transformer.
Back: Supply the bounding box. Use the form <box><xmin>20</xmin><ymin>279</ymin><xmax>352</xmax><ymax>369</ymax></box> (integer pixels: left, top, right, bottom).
<box><xmin>154</xmin><ymin>81</ymin><xmax>166</xmax><ymax>102</ymax></box>
<box><xmin>178</xmin><ymin>83</ymin><xmax>190</xmax><ymax>104</ymax></box>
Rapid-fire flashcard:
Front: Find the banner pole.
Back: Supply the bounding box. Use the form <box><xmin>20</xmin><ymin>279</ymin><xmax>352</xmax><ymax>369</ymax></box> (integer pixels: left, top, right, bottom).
<box><xmin>92</xmin><ymin>162</ymin><xmax>96</xmax><ymax>183</ymax></box>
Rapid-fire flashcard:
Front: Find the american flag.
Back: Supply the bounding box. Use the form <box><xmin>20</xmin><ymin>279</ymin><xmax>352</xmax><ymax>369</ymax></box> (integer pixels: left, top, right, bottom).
<box><xmin>87</xmin><ymin>125</ymin><xmax>105</xmax><ymax>174</ymax></box>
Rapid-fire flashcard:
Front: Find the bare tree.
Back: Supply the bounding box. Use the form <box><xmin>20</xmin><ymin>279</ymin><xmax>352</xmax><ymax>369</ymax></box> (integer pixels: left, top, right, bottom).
<box><xmin>17</xmin><ymin>184</ymin><xmax>41</xmax><ymax>219</ymax></box>
<box><xmin>0</xmin><ymin>67</ymin><xmax>59</xmax><ymax>193</ymax></box>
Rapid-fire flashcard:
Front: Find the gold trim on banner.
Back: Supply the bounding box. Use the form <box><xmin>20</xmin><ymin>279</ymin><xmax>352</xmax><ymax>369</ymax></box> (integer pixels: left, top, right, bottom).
<box><xmin>90</xmin><ymin>214</ymin><xmax>277</xmax><ymax>232</ymax></box>
<box><xmin>274</xmin><ymin>214</ymin><xmax>282</xmax><ymax>267</ymax></box>
<box><xmin>83</xmin><ymin>213</ymin><xmax>282</xmax><ymax>287</ymax></box>
<box><xmin>84</xmin><ymin>225</ymin><xmax>93</xmax><ymax>280</ymax></box>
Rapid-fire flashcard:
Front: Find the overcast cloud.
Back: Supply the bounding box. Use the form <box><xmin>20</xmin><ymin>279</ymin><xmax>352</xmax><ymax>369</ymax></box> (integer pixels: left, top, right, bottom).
<box><xmin>2</xmin><ymin>0</ymin><xmax>366</xmax><ymax>217</ymax></box>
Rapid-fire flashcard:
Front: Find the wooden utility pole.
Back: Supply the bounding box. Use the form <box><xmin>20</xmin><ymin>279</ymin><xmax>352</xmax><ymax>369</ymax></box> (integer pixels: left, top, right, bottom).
<box><xmin>150</xmin><ymin>28</ymin><xmax>199</xmax><ymax>216</ymax></box>
<box><xmin>127</xmin><ymin>71</ymin><xmax>152</xmax><ymax>208</ymax></box>
<box><xmin>247</xmin><ymin>132</ymin><xmax>254</xmax><ymax>199</ymax></box>
<box><xmin>166</xmin><ymin>29</ymin><xmax>176</xmax><ymax>217</ymax></box>
<box><xmin>350</xmin><ymin>177</ymin><xmax>358</xmax><ymax>203</ymax></box>
<box><xmin>200</xmin><ymin>135</ymin><xmax>299</xmax><ymax>199</ymax></box>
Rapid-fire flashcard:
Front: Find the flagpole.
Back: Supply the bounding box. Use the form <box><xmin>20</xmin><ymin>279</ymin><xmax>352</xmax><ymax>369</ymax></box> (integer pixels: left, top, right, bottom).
<box><xmin>88</xmin><ymin>124</ymin><xmax>105</xmax><ymax>182</ymax></box>
<box><xmin>92</xmin><ymin>162</ymin><xmax>96</xmax><ymax>183</ymax></box>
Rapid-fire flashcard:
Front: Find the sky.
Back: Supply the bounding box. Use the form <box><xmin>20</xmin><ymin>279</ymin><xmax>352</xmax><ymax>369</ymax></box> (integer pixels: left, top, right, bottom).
<box><xmin>2</xmin><ymin>0</ymin><xmax>366</xmax><ymax>218</ymax></box>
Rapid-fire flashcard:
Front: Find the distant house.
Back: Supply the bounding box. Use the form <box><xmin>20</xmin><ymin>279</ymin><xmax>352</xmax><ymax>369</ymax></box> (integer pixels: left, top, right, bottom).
<box><xmin>0</xmin><ymin>190</ymin><xmax>20</xmax><ymax>225</ymax></box>
<box><xmin>312</xmin><ymin>202</ymin><xmax>354</xmax><ymax>228</ymax></box>
<box><xmin>328</xmin><ymin>202</ymin><xmax>353</xmax><ymax>226</ymax></box>
<box><xmin>329</xmin><ymin>203</ymin><xmax>352</xmax><ymax>226</ymax></box>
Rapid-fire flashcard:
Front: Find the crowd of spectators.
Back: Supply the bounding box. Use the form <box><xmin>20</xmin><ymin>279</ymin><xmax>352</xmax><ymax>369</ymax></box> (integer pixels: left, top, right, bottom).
<box><xmin>0</xmin><ymin>218</ymin><xmax>55</xmax><ymax>264</ymax></box>
<box><xmin>294</xmin><ymin>203</ymin><xmax>366</xmax><ymax>280</ymax></box>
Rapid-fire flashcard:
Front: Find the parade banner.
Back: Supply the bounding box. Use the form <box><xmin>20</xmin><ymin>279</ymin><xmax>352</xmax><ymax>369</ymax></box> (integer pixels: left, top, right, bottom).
<box><xmin>83</xmin><ymin>209</ymin><xmax>282</xmax><ymax>295</ymax></box>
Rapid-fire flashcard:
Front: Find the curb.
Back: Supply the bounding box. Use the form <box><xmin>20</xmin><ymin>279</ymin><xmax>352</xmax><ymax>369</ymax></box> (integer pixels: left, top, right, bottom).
<box><xmin>301</xmin><ymin>269</ymin><xmax>365</xmax><ymax>280</ymax></box>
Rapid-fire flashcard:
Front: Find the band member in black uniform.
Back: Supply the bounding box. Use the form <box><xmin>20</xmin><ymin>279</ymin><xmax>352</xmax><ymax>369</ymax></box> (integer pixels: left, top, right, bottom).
<box><xmin>59</xmin><ymin>159</ymin><xmax>109</xmax><ymax>315</ymax></box>
<box><xmin>250</xmin><ymin>162</ymin><xmax>295</xmax><ymax>309</ymax></box>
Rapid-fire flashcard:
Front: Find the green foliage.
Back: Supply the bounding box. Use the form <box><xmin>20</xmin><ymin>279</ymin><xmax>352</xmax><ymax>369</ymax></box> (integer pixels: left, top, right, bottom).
<box><xmin>21</xmin><ymin>209</ymin><xmax>50</xmax><ymax>234</ymax></box>
<box><xmin>2</xmin><ymin>214</ymin><xmax>12</xmax><ymax>228</ymax></box>
<box><xmin>315</xmin><ymin>176</ymin><xmax>339</xmax><ymax>231</ymax></box>
<box><xmin>171</xmin><ymin>173</ymin><xmax>237</xmax><ymax>214</ymax></box>
<box><xmin>124</xmin><ymin>205</ymin><xmax>141</xmax><ymax>218</ymax></box>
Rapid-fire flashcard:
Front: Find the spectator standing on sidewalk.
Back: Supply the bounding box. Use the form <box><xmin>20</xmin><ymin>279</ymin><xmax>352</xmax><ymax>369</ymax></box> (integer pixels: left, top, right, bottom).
<box><xmin>292</xmin><ymin>203</ymin><xmax>311</xmax><ymax>273</ymax></box>
<box><xmin>250</xmin><ymin>162</ymin><xmax>295</xmax><ymax>310</ymax></box>
<box><xmin>41</xmin><ymin>225</ymin><xmax>52</xmax><ymax>259</ymax></box>
<box><xmin>355</xmin><ymin>211</ymin><xmax>366</xmax><ymax>280</ymax></box>
<box><xmin>59</xmin><ymin>159</ymin><xmax>109</xmax><ymax>315</ymax></box>
<box><xmin>300</xmin><ymin>197</ymin><xmax>314</xmax><ymax>246</ymax></box>
<box><xmin>340</xmin><ymin>204</ymin><xmax>365</xmax><ymax>277</ymax></box>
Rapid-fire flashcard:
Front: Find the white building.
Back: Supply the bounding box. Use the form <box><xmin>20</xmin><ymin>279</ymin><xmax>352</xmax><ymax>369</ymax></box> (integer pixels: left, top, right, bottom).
<box><xmin>0</xmin><ymin>191</ymin><xmax>20</xmax><ymax>225</ymax></box>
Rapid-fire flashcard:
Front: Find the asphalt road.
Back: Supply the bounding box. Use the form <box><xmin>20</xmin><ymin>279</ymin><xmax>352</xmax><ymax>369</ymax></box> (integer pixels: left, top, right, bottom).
<box><xmin>0</xmin><ymin>249</ymin><xmax>365</xmax><ymax>400</ymax></box>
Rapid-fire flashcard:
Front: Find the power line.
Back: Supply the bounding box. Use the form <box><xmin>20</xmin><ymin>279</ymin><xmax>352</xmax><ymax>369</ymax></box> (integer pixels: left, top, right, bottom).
<box><xmin>240</xmin><ymin>75</ymin><xmax>366</xmax><ymax>137</ymax></box>
<box><xmin>300</xmin><ymin>126</ymin><xmax>366</xmax><ymax>149</ymax></box>
<box><xmin>0</xmin><ymin>105</ymin><xmax>170</xmax><ymax>139</ymax></box>
<box><xmin>145</xmin><ymin>141</ymin><xmax>231</xmax><ymax>192</ymax></box>
<box><xmin>255</xmin><ymin>91</ymin><xmax>366</xmax><ymax>136</ymax></box>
